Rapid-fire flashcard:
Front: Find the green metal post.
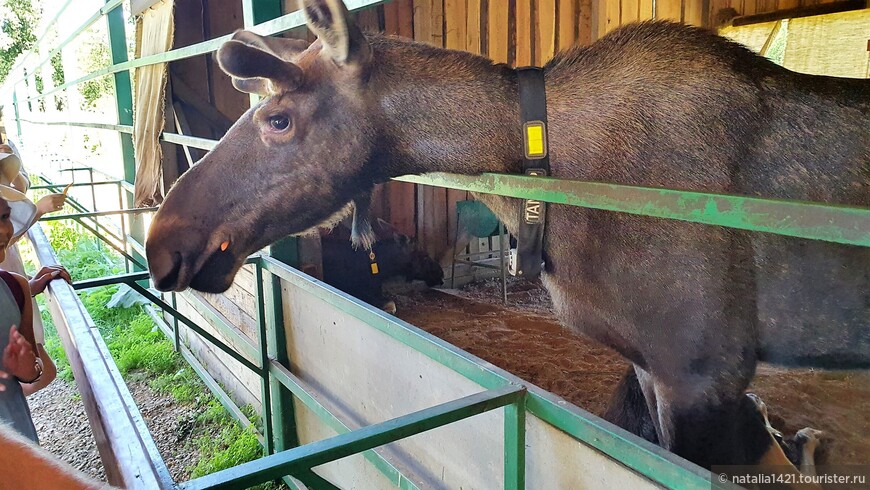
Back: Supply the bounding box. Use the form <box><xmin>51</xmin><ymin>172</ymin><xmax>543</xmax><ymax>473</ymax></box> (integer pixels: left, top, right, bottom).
<box><xmin>105</xmin><ymin>0</ymin><xmax>145</xmax><ymax>271</ymax></box>
<box><xmin>11</xmin><ymin>89</ymin><xmax>22</xmax><ymax>137</ymax></box>
<box><xmin>504</xmin><ymin>395</ymin><xmax>526</xmax><ymax>490</ymax></box>
<box><xmin>255</xmin><ymin>262</ymin><xmax>274</xmax><ymax>456</ymax></box>
<box><xmin>264</xmin><ymin>239</ymin><xmax>300</xmax><ymax>453</ymax></box>
<box><xmin>171</xmin><ymin>292</ymin><xmax>180</xmax><ymax>352</ymax></box>
<box><xmin>22</xmin><ymin>69</ymin><xmax>32</xmax><ymax>112</ymax></box>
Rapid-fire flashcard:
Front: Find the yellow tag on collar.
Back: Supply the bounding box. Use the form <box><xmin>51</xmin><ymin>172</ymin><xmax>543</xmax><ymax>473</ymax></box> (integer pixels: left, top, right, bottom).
<box><xmin>524</xmin><ymin>121</ymin><xmax>547</xmax><ymax>159</ymax></box>
<box><xmin>370</xmin><ymin>263</ymin><xmax>379</xmax><ymax>274</ymax></box>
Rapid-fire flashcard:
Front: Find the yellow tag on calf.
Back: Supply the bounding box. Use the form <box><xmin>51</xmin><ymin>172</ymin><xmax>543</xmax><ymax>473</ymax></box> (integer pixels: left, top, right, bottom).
<box><xmin>370</xmin><ymin>263</ymin><xmax>379</xmax><ymax>275</ymax></box>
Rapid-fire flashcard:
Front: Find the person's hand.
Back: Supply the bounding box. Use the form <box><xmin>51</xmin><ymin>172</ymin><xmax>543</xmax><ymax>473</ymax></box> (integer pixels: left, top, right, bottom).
<box><xmin>28</xmin><ymin>265</ymin><xmax>72</xmax><ymax>296</ymax></box>
<box><xmin>3</xmin><ymin>326</ymin><xmax>37</xmax><ymax>381</ymax></box>
<box><xmin>35</xmin><ymin>193</ymin><xmax>67</xmax><ymax>215</ymax></box>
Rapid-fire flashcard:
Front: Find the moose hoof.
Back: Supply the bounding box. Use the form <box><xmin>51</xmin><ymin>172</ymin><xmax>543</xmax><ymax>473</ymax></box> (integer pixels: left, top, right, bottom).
<box><xmin>795</xmin><ymin>427</ymin><xmax>824</xmax><ymax>452</ymax></box>
<box><xmin>382</xmin><ymin>300</ymin><xmax>397</xmax><ymax>314</ymax></box>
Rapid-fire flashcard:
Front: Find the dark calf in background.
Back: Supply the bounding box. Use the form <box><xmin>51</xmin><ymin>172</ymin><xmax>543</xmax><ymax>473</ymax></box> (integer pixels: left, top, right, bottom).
<box><xmin>321</xmin><ymin>219</ymin><xmax>443</xmax><ymax>312</ymax></box>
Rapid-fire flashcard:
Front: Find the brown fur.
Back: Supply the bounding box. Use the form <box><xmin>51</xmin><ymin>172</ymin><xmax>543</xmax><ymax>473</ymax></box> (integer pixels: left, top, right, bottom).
<box><xmin>146</xmin><ymin>0</ymin><xmax>869</xmax><ymax>474</ymax></box>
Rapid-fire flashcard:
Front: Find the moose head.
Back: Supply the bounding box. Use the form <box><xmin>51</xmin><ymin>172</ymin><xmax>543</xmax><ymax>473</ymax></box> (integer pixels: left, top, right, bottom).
<box><xmin>148</xmin><ymin>1</ymin><xmax>389</xmax><ymax>293</ymax></box>
<box><xmin>146</xmin><ymin>0</ymin><xmax>518</xmax><ymax>293</ymax></box>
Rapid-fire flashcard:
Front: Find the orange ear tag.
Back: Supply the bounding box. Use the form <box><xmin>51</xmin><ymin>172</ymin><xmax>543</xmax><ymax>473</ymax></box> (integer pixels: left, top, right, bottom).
<box><xmin>220</xmin><ymin>240</ymin><xmax>230</xmax><ymax>252</ymax></box>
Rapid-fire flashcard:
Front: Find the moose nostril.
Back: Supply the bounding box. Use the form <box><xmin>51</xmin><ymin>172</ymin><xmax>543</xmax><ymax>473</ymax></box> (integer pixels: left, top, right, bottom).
<box><xmin>154</xmin><ymin>251</ymin><xmax>183</xmax><ymax>291</ymax></box>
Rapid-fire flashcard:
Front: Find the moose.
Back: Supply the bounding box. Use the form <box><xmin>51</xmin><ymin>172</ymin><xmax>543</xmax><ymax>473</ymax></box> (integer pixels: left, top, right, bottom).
<box><xmin>146</xmin><ymin>0</ymin><xmax>869</xmax><ymax>481</ymax></box>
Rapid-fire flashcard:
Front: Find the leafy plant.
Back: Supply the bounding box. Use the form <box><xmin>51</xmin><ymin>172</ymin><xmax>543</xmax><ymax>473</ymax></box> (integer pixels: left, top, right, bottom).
<box><xmin>0</xmin><ymin>0</ymin><xmax>41</xmax><ymax>84</ymax></box>
<box><xmin>77</xmin><ymin>35</ymin><xmax>112</xmax><ymax>110</ymax></box>
<box><xmin>50</xmin><ymin>51</ymin><xmax>65</xmax><ymax>110</ymax></box>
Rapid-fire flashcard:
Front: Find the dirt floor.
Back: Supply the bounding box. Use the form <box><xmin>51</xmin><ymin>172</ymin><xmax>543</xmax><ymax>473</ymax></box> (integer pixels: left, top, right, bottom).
<box><xmin>395</xmin><ymin>276</ymin><xmax>870</xmax><ymax>469</ymax></box>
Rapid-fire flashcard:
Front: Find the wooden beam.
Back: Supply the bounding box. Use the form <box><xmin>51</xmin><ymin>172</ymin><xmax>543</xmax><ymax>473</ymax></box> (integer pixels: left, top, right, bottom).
<box><xmin>537</xmin><ymin>0</ymin><xmax>557</xmax><ymax>63</ymax></box>
<box><xmin>28</xmin><ymin>225</ymin><xmax>171</xmax><ymax>490</ymax></box>
<box><xmin>656</xmin><ymin>0</ymin><xmax>683</xmax><ymax>22</ymax></box>
<box><xmin>731</xmin><ymin>0</ymin><xmax>868</xmax><ymax>26</ymax></box>
<box><xmin>488</xmin><ymin>0</ymin><xmax>510</xmax><ymax>62</ymax></box>
<box><xmin>557</xmin><ymin>0</ymin><xmax>576</xmax><ymax>49</ymax></box>
<box><xmin>516</xmin><ymin>0</ymin><xmax>533</xmax><ymax>65</ymax></box>
<box><xmin>169</xmin><ymin>67</ymin><xmax>233</xmax><ymax>135</ymax></box>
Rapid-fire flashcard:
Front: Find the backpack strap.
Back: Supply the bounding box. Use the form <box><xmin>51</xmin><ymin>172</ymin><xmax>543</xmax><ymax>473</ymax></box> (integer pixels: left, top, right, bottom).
<box><xmin>0</xmin><ymin>270</ymin><xmax>25</xmax><ymax>313</ymax></box>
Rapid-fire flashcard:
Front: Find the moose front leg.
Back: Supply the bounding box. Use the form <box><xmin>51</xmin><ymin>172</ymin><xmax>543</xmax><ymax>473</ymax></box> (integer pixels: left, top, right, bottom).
<box><xmin>653</xmin><ymin>377</ymin><xmax>821</xmax><ymax>490</ymax></box>
<box><xmin>603</xmin><ymin>366</ymin><xmax>659</xmax><ymax>444</ymax></box>
<box><xmin>350</xmin><ymin>191</ymin><xmax>376</xmax><ymax>251</ymax></box>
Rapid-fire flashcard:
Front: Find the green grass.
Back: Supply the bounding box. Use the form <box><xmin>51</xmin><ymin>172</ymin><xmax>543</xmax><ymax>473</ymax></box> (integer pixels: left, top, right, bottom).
<box><xmin>18</xmin><ymin>215</ymin><xmax>280</xmax><ymax>485</ymax></box>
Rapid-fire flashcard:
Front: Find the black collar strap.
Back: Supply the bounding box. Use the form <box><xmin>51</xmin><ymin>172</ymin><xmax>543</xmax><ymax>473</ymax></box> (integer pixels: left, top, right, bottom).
<box><xmin>512</xmin><ymin>66</ymin><xmax>550</xmax><ymax>278</ymax></box>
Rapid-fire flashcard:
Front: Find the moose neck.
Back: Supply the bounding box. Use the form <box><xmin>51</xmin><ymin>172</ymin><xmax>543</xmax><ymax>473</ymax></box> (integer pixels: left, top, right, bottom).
<box><xmin>368</xmin><ymin>36</ymin><xmax>524</xmax><ymax>178</ymax></box>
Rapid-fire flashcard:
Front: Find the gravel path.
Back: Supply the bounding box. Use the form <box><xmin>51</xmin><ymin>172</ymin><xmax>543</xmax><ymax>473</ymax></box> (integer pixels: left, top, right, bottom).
<box><xmin>28</xmin><ymin>380</ymin><xmax>106</xmax><ymax>481</ymax></box>
<box><xmin>27</xmin><ymin>376</ymin><xmax>215</xmax><ymax>485</ymax></box>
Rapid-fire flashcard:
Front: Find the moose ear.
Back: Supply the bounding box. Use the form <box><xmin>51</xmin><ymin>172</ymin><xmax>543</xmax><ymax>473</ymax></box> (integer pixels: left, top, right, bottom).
<box><xmin>217</xmin><ymin>40</ymin><xmax>304</xmax><ymax>93</ymax></box>
<box><xmin>230</xmin><ymin>30</ymin><xmax>311</xmax><ymax>60</ymax></box>
<box><xmin>231</xmin><ymin>77</ymin><xmax>269</xmax><ymax>96</ymax></box>
<box><xmin>301</xmin><ymin>0</ymin><xmax>371</xmax><ymax>67</ymax></box>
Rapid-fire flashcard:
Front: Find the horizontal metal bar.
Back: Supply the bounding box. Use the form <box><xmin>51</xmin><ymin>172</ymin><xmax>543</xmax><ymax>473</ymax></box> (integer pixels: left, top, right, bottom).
<box><xmin>181</xmin><ymin>385</ymin><xmax>525</xmax><ymax>490</ymax></box>
<box><xmin>30</xmin><ymin>180</ymin><xmax>124</xmax><ymax>190</ymax></box>
<box><xmin>396</xmin><ymin>173</ymin><xmax>870</xmax><ymax>247</ymax></box>
<box><xmin>58</xmin><ymin>168</ymin><xmax>96</xmax><ymax>173</ymax></box>
<box><xmin>40</xmin><ymin>207</ymin><xmax>158</xmax><ymax>221</ymax></box>
<box><xmin>27</xmin><ymin>0</ymin><xmax>388</xmax><ymax>101</ymax></box>
<box><xmin>74</xmin><ymin>272</ymin><xmax>152</xmax><ymax>290</ymax></box>
<box><xmin>453</xmin><ymin>259</ymin><xmax>501</xmax><ymax>270</ymax></box>
<box><xmin>268</xmin><ymin>361</ymin><xmax>422</xmax><ymax>490</ymax></box>
<box><xmin>127</xmin><ymin>282</ymin><xmax>262</xmax><ymax>374</ymax></box>
<box><xmin>33</xmin><ymin>175</ymin><xmax>140</xmax><ymax>266</ymax></box>
<box><xmin>18</xmin><ymin>118</ymin><xmax>134</xmax><ymax>133</ymax></box>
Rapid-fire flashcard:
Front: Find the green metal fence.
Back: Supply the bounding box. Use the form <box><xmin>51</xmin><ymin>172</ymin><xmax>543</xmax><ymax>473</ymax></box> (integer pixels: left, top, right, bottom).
<box><xmin>3</xmin><ymin>1</ymin><xmax>868</xmax><ymax>489</ymax></box>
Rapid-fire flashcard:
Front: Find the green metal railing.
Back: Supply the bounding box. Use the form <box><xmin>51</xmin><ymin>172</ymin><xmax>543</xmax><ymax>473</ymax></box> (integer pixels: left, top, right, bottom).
<box><xmin>4</xmin><ymin>0</ymin><xmax>867</xmax><ymax>489</ymax></box>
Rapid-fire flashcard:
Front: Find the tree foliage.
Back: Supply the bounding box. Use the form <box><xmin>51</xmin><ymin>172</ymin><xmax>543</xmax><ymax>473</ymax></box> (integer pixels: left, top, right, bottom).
<box><xmin>0</xmin><ymin>0</ymin><xmax>41</xmax><ymax>84</ymax></box>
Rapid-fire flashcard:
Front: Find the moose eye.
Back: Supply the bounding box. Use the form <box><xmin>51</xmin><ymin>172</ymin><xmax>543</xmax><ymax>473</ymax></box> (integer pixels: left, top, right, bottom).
<box><xmin>268</xmin><ymin>115</ymin><xmax>291</xmax><ymax>132</ymax></box>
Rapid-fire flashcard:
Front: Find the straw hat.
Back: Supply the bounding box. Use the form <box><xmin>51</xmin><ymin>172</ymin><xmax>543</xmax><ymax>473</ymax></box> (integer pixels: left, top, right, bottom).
<box><xmin>0</xmin><ymin>184</ymin><xmax>37</xmax><ymax>239</ymax></box>
<box><xmin>0</xmin><ymin>150</ymin><xmax>22</xmax><ymax>185</ymax></box>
